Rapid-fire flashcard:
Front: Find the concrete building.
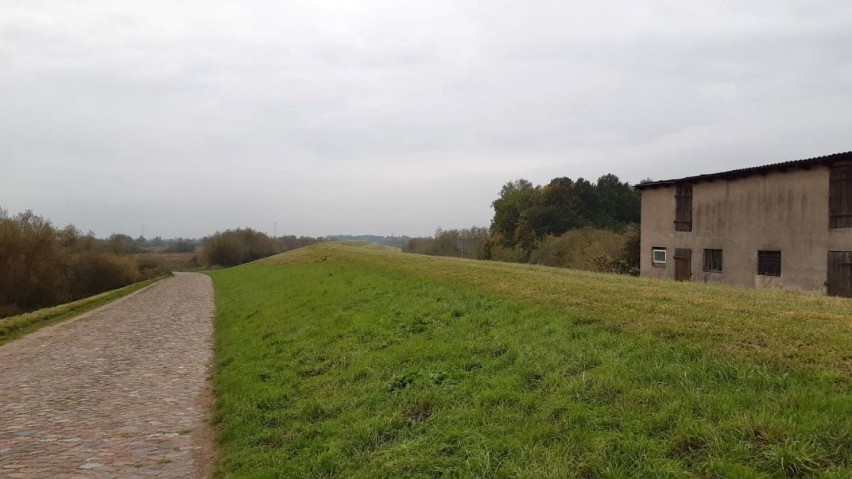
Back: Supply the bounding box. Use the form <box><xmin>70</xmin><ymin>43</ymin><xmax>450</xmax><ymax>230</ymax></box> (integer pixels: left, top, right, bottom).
<box><xmin>635</xmin><ymin>152</ymin><xmax>852</xmax><ymax>297</ymax></box>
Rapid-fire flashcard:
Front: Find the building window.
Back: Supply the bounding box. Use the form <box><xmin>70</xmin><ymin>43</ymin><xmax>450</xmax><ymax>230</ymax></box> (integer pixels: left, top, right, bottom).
<box><xmin>674</xmin><ymin>183</ymin><xmax>693</xmax><ymax>232</ymax></box>
<box><xmin>757</xmin><ymin>250</ymin><xmax>781</xmax><ymax>276</ymax></box>
<box><xmin>652</xmin><ymin>247</ymin><xmax>667</xmax><ymax>266</ymax></box>
<box><xmin>829</xmin><ymin>164</ymin><xmax>852</xmax><ymax>229</ymax></box>
<box><xmin>704</xmin><ymin>249</ymin><xmax>723</xmax><ymax>272</ymax></box>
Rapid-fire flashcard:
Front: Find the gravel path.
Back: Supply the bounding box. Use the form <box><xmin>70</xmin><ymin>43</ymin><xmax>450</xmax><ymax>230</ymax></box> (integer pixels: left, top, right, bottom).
<box><xmin>0</xmin><ymin>272</ymin><xmax>215</xmax><ymax>478</ymax></box>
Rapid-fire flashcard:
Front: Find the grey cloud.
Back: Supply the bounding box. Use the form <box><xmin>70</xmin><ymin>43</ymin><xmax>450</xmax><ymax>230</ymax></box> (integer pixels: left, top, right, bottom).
<box><xmin>2</xmin><ymin>1</ymin><xmax>850</xmax><ymax>237</ymax></box>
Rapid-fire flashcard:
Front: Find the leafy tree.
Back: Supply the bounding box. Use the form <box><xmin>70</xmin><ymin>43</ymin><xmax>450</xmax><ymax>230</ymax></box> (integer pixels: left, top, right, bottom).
<box><xmin>534</xmin><ymin>177</ymin><xmax>586</xmax><ymax>236</ymax></box>
<box><xmin>490</xmin><ymin>179</ymin><xmax>539</xmax><ymax>247</ymax></box>
<box><xmin>202</xmin><ymin>228</ymin><xmax>276</xmax><ymax>267</ymax></box>
<box><xmin>490</xmin><ymin>174</ymin><xmax>639</xmax><ymax>247</ymax></box>
<box><xmin>572</xmin><ymin>178</ymin><xmax>600</xmax><ymax>227</ymax></box>
<box><xmin>0</xmin><ymin>209</ymin><xmax>166</xmax><ymax>318</ymax></box>
<box><xmin>595</xmin><ymin>174</ymin><xmax>640</xmax><ymax>228</ymax></box>
<box><xmin>0</xmin><ymin>210</ymin><xmax>68</xmax><ymax>313</ymax></box>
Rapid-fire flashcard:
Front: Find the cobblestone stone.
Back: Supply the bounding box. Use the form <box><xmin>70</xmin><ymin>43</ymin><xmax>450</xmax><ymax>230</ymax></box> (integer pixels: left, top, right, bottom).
<box><xmin>0</xmin><ymin>273</ymin><xmax>214</xmax><ymax>478</ymax></box>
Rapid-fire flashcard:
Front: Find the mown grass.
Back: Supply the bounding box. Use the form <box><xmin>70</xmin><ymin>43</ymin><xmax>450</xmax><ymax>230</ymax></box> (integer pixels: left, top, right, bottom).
<box><xmin>0</xmin><ymin>276</ymin><xmax>165</xmax><ymax>346</ymax></box>
<box><xmin>209</xmin><ymin>243</ymin><xmax>851</xmax><ymax>478</ymax></box>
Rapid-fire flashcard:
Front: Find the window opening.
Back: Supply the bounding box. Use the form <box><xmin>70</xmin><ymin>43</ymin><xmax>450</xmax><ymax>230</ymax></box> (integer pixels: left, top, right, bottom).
<box><xmin>704</xmin><ymin>249</ymin><xmax>722</xmax><ymax>272</ymax></box>
<box><xmin>652</xmin><ymin>248</ymin><xmax>666</xmax><ymax>265</ymax></box>
<box><xmin>757</xmin><ymin>250</ymin><xmax>781</xmax><ymax>276</ymax></box>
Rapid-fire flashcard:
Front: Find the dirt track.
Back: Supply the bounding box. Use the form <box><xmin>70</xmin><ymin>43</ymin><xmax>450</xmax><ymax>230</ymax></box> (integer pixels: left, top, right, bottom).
<box><xmin>0</xmin><ymin>272</ymin><xmax>214</xmax><ymax>478</ymax></box>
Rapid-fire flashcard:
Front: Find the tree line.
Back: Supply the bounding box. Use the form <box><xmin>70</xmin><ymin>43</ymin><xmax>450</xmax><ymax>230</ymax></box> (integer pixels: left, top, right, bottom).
<box><xmin>404</xmin><ymin>174</ymin><xmax>641</xmax><ymax>274</ymax></box>
<box><xmin>2</xmin><ymin>173</ymin><xmax>639</xmax><ymax>318</ymax></box>
<box><xmin>404</xmin><ymin>227</ymin><xmax>489</xmax><ymax>259</ymax></box>
<box><xmin>0</xmin><ymin>209</ymin><xmax>169</xmax><ymax>318</ymax></box>
<box><xmin>0</xmin><ymin>207</ymin><xmax>323</xmax><ymax>319</ymax></box>
<box><xmin>201</xmin><ymin>229</ymin><xmax>321</xmax><ymax>267</ymax></box>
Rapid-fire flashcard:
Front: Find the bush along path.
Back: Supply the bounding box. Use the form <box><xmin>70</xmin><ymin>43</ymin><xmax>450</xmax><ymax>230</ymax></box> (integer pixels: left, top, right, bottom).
<box><xmin>0</xmin><ymin>272</ymin><xmax>214</xmax><ymax>478</ymax></box>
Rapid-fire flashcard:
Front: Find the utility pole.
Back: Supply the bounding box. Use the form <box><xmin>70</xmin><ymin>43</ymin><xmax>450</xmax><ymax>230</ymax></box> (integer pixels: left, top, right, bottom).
<box><xmin>274</xmin><ymin>222</ymin><xmax>277</xmax><ymax>238</ymax></box>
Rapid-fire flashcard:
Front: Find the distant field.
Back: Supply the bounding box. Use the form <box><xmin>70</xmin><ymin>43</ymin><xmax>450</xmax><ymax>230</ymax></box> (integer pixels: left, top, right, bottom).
<box><xmin>134</xmin><ymin>250</ymin><xmax>201</xmax><ymax>270</ymax></box>
<box><xmin>208</xmin><ymin>243</ymin><xmax>851</xmax><ymax>478</ymax></box>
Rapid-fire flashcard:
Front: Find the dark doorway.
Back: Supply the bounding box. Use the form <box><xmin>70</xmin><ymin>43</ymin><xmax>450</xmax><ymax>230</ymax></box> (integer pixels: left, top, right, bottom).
<box><xmin>674</xmin><ymin>248</ymin><xmax>692</xmax><ymax>281</ymax></box>
<box><xmin>827</xmin><ymin>251</ymin><xmax>852</xmax><ymax>297</ymax></box>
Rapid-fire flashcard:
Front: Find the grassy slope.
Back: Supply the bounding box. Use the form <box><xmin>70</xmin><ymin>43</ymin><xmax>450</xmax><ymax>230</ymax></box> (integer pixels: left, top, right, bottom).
<box><xmin>209</xmin><ymin>244</ymin><xmax>851</xmax><ymax>478</ymax></box>
<box><xmin>0</xmin><ymin>277</ymin><xmax>165</xmax><ymax>346</ymax></box>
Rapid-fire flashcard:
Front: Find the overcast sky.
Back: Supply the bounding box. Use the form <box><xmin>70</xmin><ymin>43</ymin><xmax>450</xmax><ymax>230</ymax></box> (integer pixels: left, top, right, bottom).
<box><xmin>2</xmin><ymin>1</ymin><xmax>851</xmax><ymax>238</ymax></box>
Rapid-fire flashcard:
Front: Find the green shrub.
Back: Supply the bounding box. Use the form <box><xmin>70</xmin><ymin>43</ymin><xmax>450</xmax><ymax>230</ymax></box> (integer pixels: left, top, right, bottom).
<box><xmin>528</xmin><ymin>228</ymin><xmax>635</xmax><ymax>273</ymax></box>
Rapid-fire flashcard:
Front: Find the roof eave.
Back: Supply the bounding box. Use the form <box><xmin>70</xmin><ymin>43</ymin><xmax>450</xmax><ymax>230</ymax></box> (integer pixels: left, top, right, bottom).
<box><xmin>633</xmin><ymin>151</ymin><xmax>852</xmax><ymax>191</ymax></box>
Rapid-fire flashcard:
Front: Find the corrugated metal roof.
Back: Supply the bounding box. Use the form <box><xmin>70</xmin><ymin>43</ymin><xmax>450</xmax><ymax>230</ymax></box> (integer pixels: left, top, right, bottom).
<box><xmin>634</xmin><ymin>151</ymin><xmax>852</xmax><ymax>190</ymax></box>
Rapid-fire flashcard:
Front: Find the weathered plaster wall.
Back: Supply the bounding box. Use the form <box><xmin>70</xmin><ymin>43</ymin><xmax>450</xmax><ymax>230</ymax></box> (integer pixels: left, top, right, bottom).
<box><xmin>639</xmin><ymin>166</ymin><xmax>852</xmax><ymax>293</ymax></box>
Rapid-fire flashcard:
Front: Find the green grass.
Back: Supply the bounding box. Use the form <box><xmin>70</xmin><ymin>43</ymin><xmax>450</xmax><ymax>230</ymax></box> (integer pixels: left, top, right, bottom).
<box><xmin>0</xmin><ymin>277</ymin><xmax>165</xmax><ymax>346</ymax></box>
<box><xmin>209</xmin><ymin>243</ymin><xmax>851</xmax><ymax>478</ymax></box>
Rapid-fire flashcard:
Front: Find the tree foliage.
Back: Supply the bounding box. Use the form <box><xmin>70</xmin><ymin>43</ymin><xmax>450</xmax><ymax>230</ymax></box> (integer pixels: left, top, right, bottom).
<box><xmin>405</xmin><ymin>173</ymin><xmax>641</xmax><ymax>276</ymax></box>
<box><xmin>404</xmin><ymin>227</ymin><xmax>489</xmax><ymax>259</ymax></box>
<box><xmin>489</xmin><ymin>174</ymin><xmax>639</xmax><ymax>254</ymax></box>
<box><xmin>0</xmin><ymin>208</ymin><xmax>324</xmax><ymax>317</ymax></box>
<box><xmin>202</xmin><ymin>229</ymin><xmax>322</xmax><ymax>267</ymax></box>
<box><xmin>528</xmin><ymin>226</ymin><xmax>639</xmax><ymax>275</ymax></box>
<box><xmin>0</xmin><ymin>209</ymin><xmax>167</xmax><ymax>318</ymax></box>
<box><xmin>489</xmin><ymin>179</ymin><xmax>538</xmax><ymax>248</ymax></box>
<box><xmin>202</xmin><ymin>229</ymin><xmax>274</xmax><ymax>267</ymax></box>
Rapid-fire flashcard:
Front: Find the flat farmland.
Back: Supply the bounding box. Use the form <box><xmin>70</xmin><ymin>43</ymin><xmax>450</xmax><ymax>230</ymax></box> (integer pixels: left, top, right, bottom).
<box><xmin>208</xmin><ymin>243</ymin><xmax>851</xmax><ymax>478</ymax></box>
<box><xmin>134</xmin><ymin>249</ymin><xmax>202</xmax><ymax>269</ymax></box>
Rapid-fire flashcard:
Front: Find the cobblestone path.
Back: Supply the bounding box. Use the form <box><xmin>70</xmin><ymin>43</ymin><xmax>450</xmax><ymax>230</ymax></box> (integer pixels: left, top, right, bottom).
<box><xmin>0</xmin><ymin>273</ymin><xmax>214</xmax><ymax>478</ymax></box>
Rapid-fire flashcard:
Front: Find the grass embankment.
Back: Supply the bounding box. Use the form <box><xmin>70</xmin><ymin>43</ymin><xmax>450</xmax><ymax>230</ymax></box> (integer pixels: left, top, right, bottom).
<box><xmin>209</xmin><ymin>243</ymin><xmax>851</xmax><ymax>478</ymax></box>
<box><xmin>0</xmin><ymin>277</ymin><xmax>165</xmax><ymax>346</ymax></box>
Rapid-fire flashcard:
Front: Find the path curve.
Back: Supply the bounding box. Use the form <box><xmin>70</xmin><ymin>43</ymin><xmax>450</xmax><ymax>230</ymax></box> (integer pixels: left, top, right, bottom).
<box><xmin>0</xmin><ymin>272</ymin><xmax>215</xmax><ymax>478</ymax></box>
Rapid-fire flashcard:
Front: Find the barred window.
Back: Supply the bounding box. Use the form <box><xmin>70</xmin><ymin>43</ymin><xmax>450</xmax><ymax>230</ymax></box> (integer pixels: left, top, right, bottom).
<box><xmin>703</xmin><ymin>249</ymin><xmax>722</xmax><ymax>272</ymax></box>
<box><xmin>757</xmin><ymin>250</ymin><xmax>781</xmax><ymax>276</ymax></box>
